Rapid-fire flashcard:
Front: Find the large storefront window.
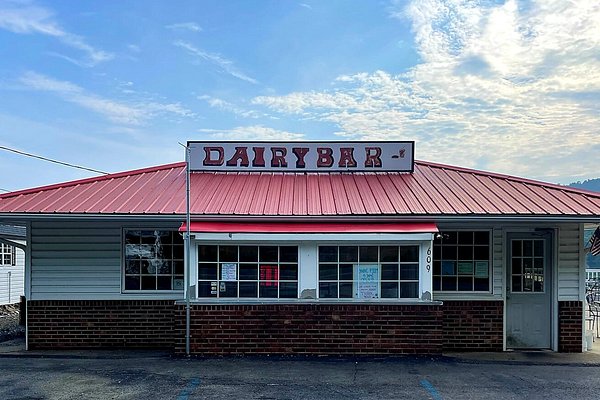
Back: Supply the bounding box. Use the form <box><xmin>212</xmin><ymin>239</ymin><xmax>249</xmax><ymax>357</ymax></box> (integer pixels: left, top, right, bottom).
<box><xmin>318</xmin><ymin>245</ymin><xmax>420</xmax><ymax>299</ymax></box>
<box><xmin>123</xmin><ymin>230</ymin><xmax>184</xmax><ymax>291</ymax></box>
<box><xmin>432</xmin><ymin>231</ymin><xmax>490</xmax><ymax>292</ymax></box>
<box><xmin>0</xmin><ymin>243</ymin><xmax>15</xmax><ymax>266</ymax></box>
<box><xmin>197</xmin><ymin>245</ymin><xmax>299</xmax><ymax>298</ymax></box>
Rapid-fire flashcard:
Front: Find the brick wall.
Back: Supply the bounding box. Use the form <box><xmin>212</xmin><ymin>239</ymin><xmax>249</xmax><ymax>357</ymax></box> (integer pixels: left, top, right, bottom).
<box><xmin>558</xmin><ymin>301</ymin><xmax>583</xmax><ymax>353</ymax></box>
<box><xmin>27</xmin><ymin>300</ymin><xmax>175</xmax><ymax>349</ymax></box>
<box><xmin>442</xmin><ymin>300</ymin><xmax>504</xmax><ymax>351</ymax></box>
<box><xmin>174</xmin><ymin>304</ymin><xmax>443</xmax><ymax>355</ymax></box>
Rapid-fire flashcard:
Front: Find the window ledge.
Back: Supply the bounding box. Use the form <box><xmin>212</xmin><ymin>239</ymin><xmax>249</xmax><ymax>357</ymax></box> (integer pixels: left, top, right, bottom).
<box><xmin>177</xmin><ymin>298</ymin><xmax>443</xmax><ymax>306</ymax></box>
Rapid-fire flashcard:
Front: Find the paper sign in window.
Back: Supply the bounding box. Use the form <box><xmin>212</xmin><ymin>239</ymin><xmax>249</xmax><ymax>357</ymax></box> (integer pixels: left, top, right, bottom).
<box><xmin>260</xmin><ymin>265</ymin><xmax>278</xmax><ymax>286</ymax></box>
<box><xmin>475</xmin><ymin>261</ymin><xmax>489</xmax><ymax>278</ymax></box>
<box><xmin>221</xmin><ymin>263</ymin><xmax>237</xmax><ymax>281</ymax></box>
<box><xmin>356</xmin><ymin>265</ymin><xmax>379</xmax><ymax>299</ymax></box>
<box><xmin>458</xmin><ymin>262</ymin><xmax>473</xmax><ymax>275</ymax></box>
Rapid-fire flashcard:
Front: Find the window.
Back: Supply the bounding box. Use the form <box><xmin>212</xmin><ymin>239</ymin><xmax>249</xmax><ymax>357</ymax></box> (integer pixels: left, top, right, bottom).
<box><xmin>123</xmin><ymin>230</ymin><xmax>184</xmax><ymax>291</ymax></box>
<box><xmin>0</xmin><ymin>243</ymin><xmax>15</xmax><ymax>266</ymax></box>
<box><xmin>197</xmin><ymin>245</ymin><xmax>298</xmax><ymax>298</ymax></box>
<box><xmin>511</xmin><ymin>239</ymin><xmax>544</xmax><ymax>293</ymax></box>
<box><xmin>433</xmin><ymin>231</ymin><xmax>490</xmax><ymax>292</ymax></box>
<box><xmin>318</xmin><ymin>245</ymin><xmax>420</xmax><ymax>299</ymax></box>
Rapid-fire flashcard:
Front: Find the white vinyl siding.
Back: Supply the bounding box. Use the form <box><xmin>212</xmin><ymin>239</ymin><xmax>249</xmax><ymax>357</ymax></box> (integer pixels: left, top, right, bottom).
<box><xmin>557</xmin><ymin>223</ymin><xmax>581</xmax><ymax>301</ymax></box>
<box><xmin>0</xmin><ymin>242</ymin><xmax>24</xmax><ymax>305</ymax></box>
<box><xmin>29</xmin><ymin>220</ymin><xmax>182</xmax><ymax>300</ymax></box>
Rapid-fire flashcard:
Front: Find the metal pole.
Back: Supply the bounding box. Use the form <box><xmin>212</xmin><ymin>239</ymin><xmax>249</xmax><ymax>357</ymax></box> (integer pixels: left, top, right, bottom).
<box><xmin>185</xmin><ymin>145</ymin><xmax>191</xmax><ymax>356</ymax></box>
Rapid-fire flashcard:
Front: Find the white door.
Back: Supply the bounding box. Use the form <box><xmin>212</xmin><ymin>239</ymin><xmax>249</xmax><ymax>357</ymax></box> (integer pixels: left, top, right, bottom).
<box><xmin>506</xmin><ymin>233</ymin><xmax>552</xmax><ymax>349</ymax></box>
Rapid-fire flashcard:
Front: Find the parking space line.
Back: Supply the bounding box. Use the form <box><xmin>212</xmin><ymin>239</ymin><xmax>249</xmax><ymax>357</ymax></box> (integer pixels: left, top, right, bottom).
<box><xmin>176</xmin><ymin>377</ymin><xmax>201</xmax><ymax>400</ymax></box>
<box><xmin>420</xmin><ymin>379</ymin><xmax>442</xmax><ymax>400</ymax></box>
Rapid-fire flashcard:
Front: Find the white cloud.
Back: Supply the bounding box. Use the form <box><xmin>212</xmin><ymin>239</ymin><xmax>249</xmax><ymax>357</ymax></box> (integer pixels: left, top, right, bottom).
<box><xmin>198</xmin><ymin>95</ymin><xmax>263</xmax><ymax>118</ymax></box>
<box><xmin>19</xmin><ymin>71</ymin><xmax>194</xmax><ymax>125</ymax></box>
<box><xmin>252</xmin><ymin>0</ymin><xmax>600</xmax><ymax>183</ymax></box>
<box><xmin>174</xmin><ymin>41</ymin><xmax>258</xmax><ymax>84</ymax></box>
<box><xmin>165</xmin><ymin>22</ymin><xmax>202</xmax><ymax>32</ymax></box>
<box><xmin>0</xmin><ymin>0</ymin><xmax>113</xmax><ymax>66</ymax></box>
<box><xmin>199</xmin><ymin>125</ymin><xmax>305</xmax><ymax>141</ymax></box>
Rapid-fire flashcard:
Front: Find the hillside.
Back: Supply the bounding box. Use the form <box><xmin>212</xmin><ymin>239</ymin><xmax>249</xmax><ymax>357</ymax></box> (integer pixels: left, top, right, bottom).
<box><xmin>569</xmin><ymin>178</ymin><xmax>600</xmax><ymax>193</ymax></box>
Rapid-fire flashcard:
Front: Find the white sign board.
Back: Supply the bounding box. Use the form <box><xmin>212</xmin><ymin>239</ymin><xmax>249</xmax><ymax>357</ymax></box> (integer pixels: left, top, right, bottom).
<box><xmin>356</xmin><ymin>265</ymin><xmax>379</xmax><ymax>299</ymax></box>
<box><xmin>221</xmin><ymin>263</ymin><xmax>237</xmax><ymax>281</ymax></box>
<box><xmin>187</xmin><ymin>141</ymin><xmax>414</xmax><ymax>172</ymax></box>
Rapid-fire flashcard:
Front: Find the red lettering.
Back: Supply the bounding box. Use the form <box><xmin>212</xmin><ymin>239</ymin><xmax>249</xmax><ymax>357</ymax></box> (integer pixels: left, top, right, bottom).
<box><xmin>270</xmin><ymin>147</ymin><xmax>288</xmax><ymax>167</ymax></box>
<box><xmin>252</xmin><ymin>147</ymin><xmax>265</xmax><ymax>167</ymax></box>
<box><xmin>226</xmin><ymin>147</ymin><xmax>250</xmax><ymax>167</ymax></box>
<box><xmin>338</xmin><ymin>148</ymin><xmax>357</xmax><ymax>168</ymax></box>
<box><xmin>292</xmin><ymin>147</ymin><xmax>309</xmax><ymax>168</ymax></box>
<box><xmin>317</xmin><ymin>147</ymin><xmax>334</xmax><ymax>167</ymax></box>
<box><xmin>203</xmin><ymin>146</ymin><xmax>224</xmax><ymax>166</ymax></box>
<box><xmin>365</xmin><ymin>147</ymin><xmax>382</xmax><ymax>168</ymax></box>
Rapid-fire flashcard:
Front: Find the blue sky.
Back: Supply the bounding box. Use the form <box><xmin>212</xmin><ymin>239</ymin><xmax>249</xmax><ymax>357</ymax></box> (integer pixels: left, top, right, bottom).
<box><xmin>0</xmin><ymin>0</ymin><xmax>598</xmax><ymax>191</ymax></box>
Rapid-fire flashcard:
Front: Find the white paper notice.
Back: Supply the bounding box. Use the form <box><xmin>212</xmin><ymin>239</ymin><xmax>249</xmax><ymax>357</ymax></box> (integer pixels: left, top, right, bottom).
<box><xmin>357</xmin><ymin>265</ymin><xmax>379</xmax><ymax>299</ymax></box>
<box><xmin>221</xmin><ymin>263</ymin><xmax>237</xmax><ymax>281</ymax></box>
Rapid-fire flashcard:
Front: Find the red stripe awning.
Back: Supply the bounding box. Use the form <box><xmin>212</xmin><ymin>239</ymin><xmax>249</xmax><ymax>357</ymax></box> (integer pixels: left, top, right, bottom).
<box><xmin>179</xmin><ymin>221</ymin><xmax>438</xmax><ymax>233</ymax></box>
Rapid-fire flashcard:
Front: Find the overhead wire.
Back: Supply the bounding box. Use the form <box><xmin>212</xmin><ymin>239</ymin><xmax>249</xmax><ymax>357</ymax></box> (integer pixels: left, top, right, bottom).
<box><xmin>0</xmin><ymin>145</ymin><xmax>108</xmax><ymax>175</ymax></box>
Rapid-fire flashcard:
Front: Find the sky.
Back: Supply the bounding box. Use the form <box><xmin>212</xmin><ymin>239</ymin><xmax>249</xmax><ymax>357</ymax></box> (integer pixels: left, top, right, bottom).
<box><xmin>0</xmin><ymin>0</ymin><xmax>598</xmax><ymax>192</ymax></box>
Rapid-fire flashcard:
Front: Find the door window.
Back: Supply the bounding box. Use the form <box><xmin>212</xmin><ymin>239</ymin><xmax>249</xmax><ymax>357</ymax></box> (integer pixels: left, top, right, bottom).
<box><xmin>511</xmin><ymin>239</ymin><xmax>545</xmax><ymax>293</ymax></box>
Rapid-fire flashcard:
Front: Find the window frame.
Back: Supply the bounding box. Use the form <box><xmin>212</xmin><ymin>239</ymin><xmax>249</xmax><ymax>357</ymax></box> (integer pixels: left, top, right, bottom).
<box><xmin>196</xmin><ymin>243</ymin><xmax>300</xmax><ymax>299</ymax></box>
<box><xmin>121</xmin><ymin>228</ymin><xmax>185</xmax><ymax>293</ymax></box>
<box><xmin>0</xmin><ymin>243</ymin><xmax>15</xmax><ymax>267</ymax></box>
<box><xmin>432</xmin><ymin>229</ymin><xmax>493</xmax><ymax>294</ymax></box>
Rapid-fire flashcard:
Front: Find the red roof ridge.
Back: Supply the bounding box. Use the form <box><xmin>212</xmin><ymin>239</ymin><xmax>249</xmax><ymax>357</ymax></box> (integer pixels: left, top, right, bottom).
<box><xmin>415</xmin><ymin>160</ymin><xmax>600</xmax><ymax>198</ymax></box>
<box><xmin>0</xmin><ymin>162</ymin><xmax>186</xmax><ymax>200</ymax></box>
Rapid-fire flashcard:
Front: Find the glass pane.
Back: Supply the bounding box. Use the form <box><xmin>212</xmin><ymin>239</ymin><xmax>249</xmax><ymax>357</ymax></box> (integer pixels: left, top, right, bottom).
<box><xmin>380</xmin><ymin>246</ymin><xmax>398</xmax><ymax>262</ymax></box>
<box><xmin>534</xmin><ymin>240</ymin><xmax>544</xmax><ymax>257</ymax></box>
<box><xmin>239</xmin><ymin>246</ymin><xmax>258</xmax><ymax>262</ymax></box>
<box><xmin>198</xmin><ymin>245</ymin><xmax>218</xmax><ymax>262</ymax></box>
<box><xmin>442</xmin><ymin>246</ymin><xmax>457</xmax><ymax>260</ymax></box>
<box><xmin>458</xmin><ymin>246</ymin><xmax>472</xmax><ymax>260</ymax></box>
<box><xmin>220</xmin><ymin>282</ymin><xmax>238</xmax><ymax>297</ymax></box>
<box><xmin>359</xmin><ymin>246</ymin><xmax>378</xmax><ymax>262</ymax></box>
<box><xmin>319</xmin><ymin>282</ymin><xmax>338</xmax><ymax>298</ymax></box>
<box><xmin>239</xmin><ymin>263</ymin><xmax>258</xmax><ymax>280</ymax></box>
<box><xmin>140</xmin><ymin>231</ymin><xmax>157</xmax><ymax>244</ymax></box>
<box><xmin>239</xmin><ymin>282</ymin><xmax>257</xmax><ymax>297</ymax></box>
<box><xmin>173</xmin><ymin>245</ymin><xmax>184</xmax><ymax>259</ymax></box>
<box><xmin>260</xmin><ymin>246</ymin><xmax>278</xmax><ymax>262</ymax></box>
<box><xmin>125</xmin><ymin>260</ymin><xmax>140</xmax><ymax>274</ymax></box>
<box><xmin>319</xmin><ymin>264</ymin><xmax>337</xmax><ymax>280</ymax></box>
<box><xmin>523</xmin><ymin>240</ymin><xmax>533</xmax><ymax>257</ymax></box>
<box><xmin>400</xmin><ymin>264</ymin><xmax>419</xmax><ymax>280</ymax></box>
<box><xmin>512</xmin><ymin>240</ymin><xmax>522</xmax><ymax>257</ymax></box>
<box><xmin>157</xmin><ymin>276</ymin><xmax>172</xmax><ymax>290</ymax></box>
<box><xmin>381</xmin><ymin>282</ymin><xmax>399</xmax><ymax>298</ymax></box>
<box><xmin>339</xmin><ymin>246</ymin><xmax>358</xmax><ymax>262</ymax></box>
<box><xmin>259</xmin><ymin>265</ymin><xmax>278</xmax><ymax>281</ymax></box>
<box><xmin>125</xmin><ymin>276</ymin><xmax>140</xmax><ymax>290</ymax></box>
<box><xmin>534</xmin><ymin>257</ymin><xmax>544</xmax><ymax>270</ymax></box>
<box><xmin>157</xmin><ymin>260</ymin><xmax>171</xmax><ymax>274</ymax></box>
<box><xmin>400</xmin><ymin>246</ymin><xmax>419</xmax><ymax>262</ymax></box>
<box><xmin>319</xmin><ymin>246</ymin><xmax>337</xmax><ymax>262</ymax></box>
<box><xmin>458</xmin><ymin>277</ymin><xmax>472</xmax><ymax>291</ymax></box>
<box><xmin>279</xmin><ymin>264</ymin><xmax>298</xmax><ymax>280</ymax></box>
<box><xmin>433</xmin><ymin>277</ymin><xmax>441</xmax><ymax>291</ymax></box>
<box><xmin>474</xmin><ymin>278</ymin><xmax>489</xmax><ymax>291</ymax></box>
<box><xmin>433</xmin><ymin>260</ymin><xmax>441</xmax><ymax>275</ymax></box>
<box><xmin>219</xmin><ymin>263</ymin><xmax>238</xmax><ymax>281</ymax></box>
<box><xmin>220</xmin><ymin>246</ymin><xmax>238</xmax><ymax>262</ymax></box>
<box><xmin>473</xmin><ymin>246</ymin><xmax>489</xmax><ymax>260</ymax></box>
<box><xmin>279</xmin><ymin>246</ymin><xmax>298</xmax><ymax>262</ymax></box>
<box><xmin>523</xmin><ymin>258</ymin><xmax>533</xmax><ymax>274</ymax></box>
<box><xmin>173</xmin><ymin>260</ymin><xmax>184</xmax><ymax>275</ymax></box>
<box><xmin>339</xmin><ymin>264</ymin><xmax>354</xmax><ymax>280</ymax></box>
<box><xmin>458</xmin><ymin>231</ymin><xmax>473</xmax><ymax>244</ymax></box>
<box><xmin>381</xmin><ymin>264</ymin><xmax>399</xmax><ymax>280</ymax></box>
<box><xmin>259</xmin><ymin>282</ymin><xmax>278</xmax><ymax>298</ymax></box>
<box><xmin>512</xmin><ymin>276</ymin><xmax>522</xmax><ymax>292</ymax></box>
<box><xmin>141</xmin><ymin>276</ymin><xmax>156</xmax><ymax>290</ymax></box>
<box><xmin>125</xmin><ymin>230</ymin><xmax>141</xmax><ymax>244</ymax></box>
<box><xmin>474</xmin><ymin>231</ymin><xmax>489</xmax><ymax>245</ymax></box>
<box><xmin>400</xmin><ymin>282</ymin><xmax>418</xmax><ymax>298</ymax></box>
<box><xmin>279</xmin><ymin>282</ymin><xmax>298</xmax><ymax>298</ymax></box>
<box><xmin>141</xmin><ymin>259</ymin><xmax>151</xmax><ymax>274</ymax></box>
<box><xmin>442</xmin><ymin>277</ymin><xmax>457</xmax><ymax>291</ymax></box>
<box><xmin>339</xmin><ymin>283</ymin><xmax>353</xmax><ymax>298</ymax></box>
<box><xmin>198</xmin><ymin>281</ymin><xmax>217</xmax><ymax>297</ymax></box>
<box><xmin>523</xmin><ymin>277</ymin><xmax>533</xmax><ymax>292</ymax></box>
<box><xmin>511</xmin><ymin>258</ymin><xmax>522</xmax><ymax>275</ymax></box>
<box><xmin>198</xmin><ymin>263</ymin><xmax>217</xmax><ymax>280</ymax></box>
<box><xmin>433</xmin><ymin>244</ymin><xmax>441</xmax><ymax>260</ymax></box>
<box><xmin>444</xmin><ymin>232</ymin><xmax>458</xmax><ymax>244</ymax></box>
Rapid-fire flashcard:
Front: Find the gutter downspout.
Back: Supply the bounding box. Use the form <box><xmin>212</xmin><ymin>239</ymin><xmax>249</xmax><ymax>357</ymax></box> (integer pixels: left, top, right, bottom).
<box><xmin>185</xmin><ymin>145</ymin><xmax>191</xmax><ymax>356</ymax></box>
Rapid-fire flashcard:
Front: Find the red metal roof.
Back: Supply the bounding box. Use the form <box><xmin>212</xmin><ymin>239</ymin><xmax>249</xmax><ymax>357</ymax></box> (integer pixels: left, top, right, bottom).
<box><xmin>180</xmin><ymin>221</ymin><xmax>438</xmax><ymax>233</ymax></box>
<box><xmin>1</xmin><ymin>160</ymin><xmax>599</xmax><ymax>218</ymax></box>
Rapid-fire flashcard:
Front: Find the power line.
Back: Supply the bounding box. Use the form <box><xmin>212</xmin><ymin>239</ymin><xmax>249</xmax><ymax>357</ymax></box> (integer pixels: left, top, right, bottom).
<box><xmin>0</xmin><ymin>188</ymin><xmax>10</xmax><ymax>193</ymax></box>
<box><xmin>0</xmin><ymin>145</ymin><xmax>108</xmax><ymax>175</ymax></box>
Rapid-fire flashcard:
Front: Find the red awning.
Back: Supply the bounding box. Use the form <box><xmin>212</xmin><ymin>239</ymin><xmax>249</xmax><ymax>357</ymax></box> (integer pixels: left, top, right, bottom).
<box><xmin>179</xmin><ymin>221</ymin><xmax>438</xmax><ymax>234</ymax></box>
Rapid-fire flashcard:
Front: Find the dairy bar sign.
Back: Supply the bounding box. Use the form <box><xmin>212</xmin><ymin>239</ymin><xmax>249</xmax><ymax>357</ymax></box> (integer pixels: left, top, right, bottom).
<box><xmin>187</xmin><ymin>141</ymin><xmax>414</xmax><ymax>172</ymax></box>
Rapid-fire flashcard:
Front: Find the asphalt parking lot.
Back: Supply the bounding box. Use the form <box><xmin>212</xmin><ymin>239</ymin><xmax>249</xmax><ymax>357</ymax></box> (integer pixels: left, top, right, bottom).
<box><xmin>2</xmin><ymin>344</ymin><xmax>600</xmax><ymax>400</ymax></box>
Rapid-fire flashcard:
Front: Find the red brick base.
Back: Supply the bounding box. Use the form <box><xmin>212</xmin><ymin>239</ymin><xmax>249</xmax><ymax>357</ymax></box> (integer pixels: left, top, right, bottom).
<box><xmin>558</xmin><ymin>301</ymin><xmax>583</xmax><ymax>353</ymax></box>
<box><xmin>27</xmin><ymin>300</ymin><xmax>174</xmax><ymax>349</ymax></box>
<box><xmin>441</xmin><ymin>300</ymin><xmax>504</xmax><ymax>351</ymax></box>
<box><xmin>174</xmin><ymin>304</ymin><xmax>443</xmax><ymax>355</ymax></box>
